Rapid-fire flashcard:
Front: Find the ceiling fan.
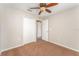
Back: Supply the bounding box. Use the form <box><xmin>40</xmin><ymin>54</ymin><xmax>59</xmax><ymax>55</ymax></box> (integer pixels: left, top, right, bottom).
<box><xmin>29</xmin><ymin>3</ymin><xmax>58</xmax><ymax>15</ymax></box>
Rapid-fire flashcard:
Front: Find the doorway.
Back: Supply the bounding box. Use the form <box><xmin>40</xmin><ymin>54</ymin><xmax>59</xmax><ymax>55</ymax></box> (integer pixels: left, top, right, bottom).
<box><xmin>36</xmin><ymin>19</ymin><xmax>48</xmax><ymax>41</ymax></box>
<box><xmin>36</xmin><ymin>20</ymin><xmax>42</xmax><ymax>41</ymax></box>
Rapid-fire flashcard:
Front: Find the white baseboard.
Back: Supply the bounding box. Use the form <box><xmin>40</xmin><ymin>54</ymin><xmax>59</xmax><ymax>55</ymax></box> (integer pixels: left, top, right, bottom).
<box><xmin>1</xmin><ymin>44</ymin><xmax>24</xmax><ymax>53</ymax></box>
<box><xmin>1</xmin><ymin>41</ymin><xmax>36</xmax><ymax>53</ymax></box>
<box><xmin>49</xmin><ymin>40</ymin><xmax>79</xmax><ymax>53</ymax></box>
<box><xmin>1</xmin><ymin>40</ymin><xmax>79</xmax><ymax>54</ymax></box>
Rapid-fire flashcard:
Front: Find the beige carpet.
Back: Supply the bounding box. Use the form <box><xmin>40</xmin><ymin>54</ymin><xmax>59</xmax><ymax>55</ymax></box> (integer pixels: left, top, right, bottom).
<box><xmin>1</xmin><ymin>40</ymin><xmax>79</xmax><ymax>56</ymax></box>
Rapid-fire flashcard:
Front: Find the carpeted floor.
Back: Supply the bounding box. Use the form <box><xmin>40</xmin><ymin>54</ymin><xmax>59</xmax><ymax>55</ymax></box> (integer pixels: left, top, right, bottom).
<box><xmin>1</xmin><ymin>40</ymin><xmax>79</xmax><ymax>56</ymax></box>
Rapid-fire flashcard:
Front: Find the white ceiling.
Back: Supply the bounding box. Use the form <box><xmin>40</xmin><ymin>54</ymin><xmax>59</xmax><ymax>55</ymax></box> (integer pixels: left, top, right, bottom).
<box><xmin>1</xmin><ymin>3</ymin><xmax>79</xmax><ymax>18</ymax></box>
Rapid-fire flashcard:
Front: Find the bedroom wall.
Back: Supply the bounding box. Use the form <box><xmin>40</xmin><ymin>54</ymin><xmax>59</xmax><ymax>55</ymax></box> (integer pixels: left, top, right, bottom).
<box><xmin>0</xmin><ymin>6</ymin><xmax>3</xmax><ymax>51</ymax></box>
<box><xmin>0</xmin><ymin>5</ymin><xmax>36</xmax><ymax>52</ymax></box>
<box><xmin>48</xmin><ymin>6</ymin><xmax>79</xmax><ymax>52</ymax></box>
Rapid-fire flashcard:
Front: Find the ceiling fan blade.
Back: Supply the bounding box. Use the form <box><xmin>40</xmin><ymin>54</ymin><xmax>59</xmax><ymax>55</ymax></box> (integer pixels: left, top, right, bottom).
<box><xmin>45</xmin><ymin>9</ymin><xmax>51</xmax><ymax>13</ymax></box>
<box><xmin>39</xmin><ymin>11</ymin><xmax>42</xmax><ymax>15</ymax></box>
<box><xmin>46</xmin><ymin>3</ymin><xmax>58</xmax><ymax>8</ymax></box>
<box><xmin>30</xmin><ymin>7</ymin><xmax>40</xmax><ymax>9</ymax></box>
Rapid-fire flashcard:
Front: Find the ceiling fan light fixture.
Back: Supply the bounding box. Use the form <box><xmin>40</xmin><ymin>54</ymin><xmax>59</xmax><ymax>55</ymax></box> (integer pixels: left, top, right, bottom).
<box><xmin>40</xmin><ymin>7</ymin><xmax>46</xmax><ymax>11</ymax></box>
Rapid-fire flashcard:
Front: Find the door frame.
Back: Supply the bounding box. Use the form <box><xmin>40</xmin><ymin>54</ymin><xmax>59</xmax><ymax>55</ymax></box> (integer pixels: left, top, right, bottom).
<box><xmin>36</xmin><ymin>20</ymin><xmax>42</xmax><ymax>41</ymax></box>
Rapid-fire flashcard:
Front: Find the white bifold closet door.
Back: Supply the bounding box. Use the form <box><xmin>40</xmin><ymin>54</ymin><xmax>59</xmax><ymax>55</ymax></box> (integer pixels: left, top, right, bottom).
<box><xmin>42</xmin><ymin>20</ymin><xmax>48</xmax><ymax>41</ymax></box>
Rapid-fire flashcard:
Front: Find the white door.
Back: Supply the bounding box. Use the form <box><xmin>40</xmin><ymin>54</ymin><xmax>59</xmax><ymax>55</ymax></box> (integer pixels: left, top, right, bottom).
<box><xmin>42</xmin><ymin>19</ymin><xmax>48</xmax><ymax>41</ymax></box>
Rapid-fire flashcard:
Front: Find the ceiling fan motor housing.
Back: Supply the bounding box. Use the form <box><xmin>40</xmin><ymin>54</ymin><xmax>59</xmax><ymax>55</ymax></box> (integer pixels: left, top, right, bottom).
<box><xmin>40</xmin><ymin>3</ymin><xmax>47</xmax><ymax>7</ymax></box>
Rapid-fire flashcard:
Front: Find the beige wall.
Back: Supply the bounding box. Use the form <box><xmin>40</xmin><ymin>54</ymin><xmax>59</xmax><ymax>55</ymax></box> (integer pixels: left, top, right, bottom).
<box><xmin>48</xmin><ymin>6</ymin><xmax>79</xmax><ymax>52</ymax></box>
<box><xmin>0</xmin><ymin>5</ymin><xmax>36</xmax><ymax>51</ymax></box>
<box><xmin>0</xmin><ymin>7</ymin><xmax>23</xmax><ymax>51</ymax></box>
